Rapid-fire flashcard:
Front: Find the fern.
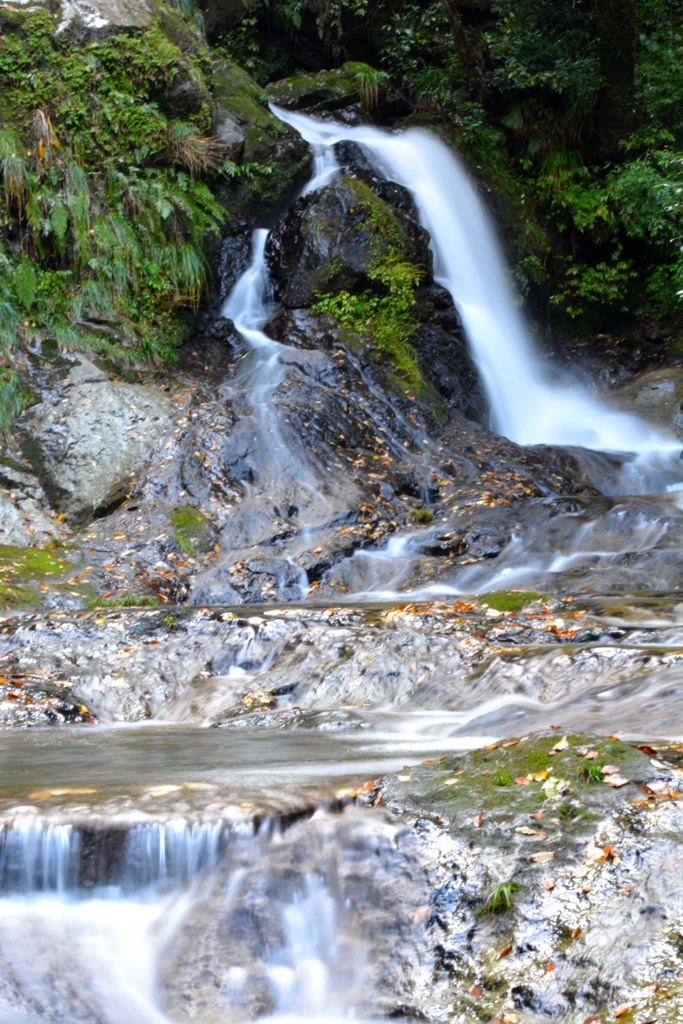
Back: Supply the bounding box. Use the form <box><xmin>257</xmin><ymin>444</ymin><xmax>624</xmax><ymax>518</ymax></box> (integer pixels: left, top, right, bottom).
<box><xmin>13</xmin><ymin>262</ymin><xmax>37</xmax><ymax>311</ymax></box>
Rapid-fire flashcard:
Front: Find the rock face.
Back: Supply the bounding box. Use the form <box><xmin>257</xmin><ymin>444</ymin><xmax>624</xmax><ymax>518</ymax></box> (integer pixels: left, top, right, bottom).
<box><xmin>18</xmin><ymin>381</ymin><xmax>174</xmax><ymax>523</ymax></box>
<box><xmin>211</xmin><ymin>59</ymin><xmax>311</xmax><ymax>216</ymax></box>
<box><xmin>266</xmin><ymin>174</ymin><xmax>431</xmax><ymax>308</ymax></box>
<box><xmin>613</xmin><ymin>366</ymin><xmax>683</xmax><ymax>438</ymax></box>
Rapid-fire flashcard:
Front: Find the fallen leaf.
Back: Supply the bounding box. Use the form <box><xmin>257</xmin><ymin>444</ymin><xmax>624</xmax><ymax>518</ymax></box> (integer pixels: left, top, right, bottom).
<box><xmin>530</xmin><ymin>809</ymin><xmax>546</xmax><ymax>820</ymax></box>
<box><xmin>514</xmin><ymin>776</ymin><xmax>532</xmax><ymax>785</ymax></box>
<box><xmin>602</xmin><ymin>764</ymin><xmax>621</xmax><ymax>775</ymax></box>
<box><xmin>542</xmin><ymin>877</ymin><xmax>556</xmax><ymax>890</ymax></box>
<box><xmin>471</xmin><ymin>984</ymin><xmax>482</xmax><ymax>998</ymax></box>
<box><xmin>530</xmin><ymin>851</ymin><xmax>555</xmax><ymax>863</ymax></box>
<box><xmin>585</xmin><ymin>839</ymin><xmax>609</xmax><ymax>862</ymax></box>
<box><xmin>472</xmin><ymin>814</ymin><xmax>483</xmax><ymax>828</ymax></box>
<box><xmin>497</xmin><ymin>943</ymin><xmax>512</xmax><ymax>959</ymax></box>
<box><xmin>515</xmin><ymin>826</ymin><xmax>547</xmax><ymax>838</ymax></box>
<box><xmin>542</xmin><ymin>960</ymin><xmax>554</xmax><ymax>975</ymax></box>
<box><xmin>603</xmin><ymin>775</ymin><xmax>630</xmax><ymax>788</ymax></box>
<box><xmin>613</xmin><ymin>1002</ymin><xmax>637</xmax><ymax>1017</ymax></box>
<box><xmin>549</xmin><ymin>736</ymin><xmax>569</xmax><ymax>755</ymax></box>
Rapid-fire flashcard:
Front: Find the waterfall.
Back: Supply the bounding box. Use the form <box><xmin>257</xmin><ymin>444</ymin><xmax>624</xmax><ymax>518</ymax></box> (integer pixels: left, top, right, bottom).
<box><xmin>271</xmin><ymin>106</ymin><xmax>682</xmax><ymax>488</ymax></box>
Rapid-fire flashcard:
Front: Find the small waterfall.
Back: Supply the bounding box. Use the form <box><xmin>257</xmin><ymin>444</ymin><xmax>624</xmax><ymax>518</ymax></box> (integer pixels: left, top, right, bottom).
<box><xmin>272</xmin><ymin>106</ymin><xmax>682</xmax><ymax>490</ymax></box>
<box><xmin>0</xmin><ymin>817</ymin><xmax>230</xmax><ymax>894</ymax></box>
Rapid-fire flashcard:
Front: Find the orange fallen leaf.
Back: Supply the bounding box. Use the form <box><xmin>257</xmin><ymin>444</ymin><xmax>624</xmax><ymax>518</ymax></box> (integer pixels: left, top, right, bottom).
<box><xmin>471</xmin><ymin>984</ymin><xmax>482</xmax><ymax>998</ymax></box>
<box><xmin>497</xmin><ymin>943</ymin><xmax>512</xmax><ymax>959</ymax></box>
<box><xmin>572</xmin><ymin>926</ymin><xmax>581</xmax><ymax>939</ymax></box>
<box><xmin>514</xmin><ymin>776</ymin><xmax>532</xmax><ymax>786</ymax></box>
<box><xmin>542</xmin><ymin>877</ymin><xmax>556</xmax><ymax>890</ymax></box>
<box><xmin>613</xmin><ymin>1001</ymin><xmax>637</xmax><ymax>1017</ymax></box>
<box><xmin>542</xmin><ymin>960</ymin><xmax>554</xmax><ymax>975</ymax></box>
<box><xmin>472</xmin><ymin>814</ymin><xmax>483</xmax><ymax>828</ymax></box>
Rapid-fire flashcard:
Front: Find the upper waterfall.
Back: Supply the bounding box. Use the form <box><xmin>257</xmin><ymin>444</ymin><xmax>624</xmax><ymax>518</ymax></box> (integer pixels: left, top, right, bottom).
<box><xmin>271</xmin><ymin>106</ymin><xmax>681</xmax><ymax>478</ymax></box>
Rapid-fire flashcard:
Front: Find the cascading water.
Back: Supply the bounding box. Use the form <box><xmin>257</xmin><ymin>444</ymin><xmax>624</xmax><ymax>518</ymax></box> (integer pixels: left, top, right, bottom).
<box><xmin>272</xmin><ymin>106</ymin><xmax>683</xmax><ymax>494</ymax></box>
<box><xmin>4</xmin><ymin>106</ymin><xmax>683</xmax><ymax>1024</ymax></box>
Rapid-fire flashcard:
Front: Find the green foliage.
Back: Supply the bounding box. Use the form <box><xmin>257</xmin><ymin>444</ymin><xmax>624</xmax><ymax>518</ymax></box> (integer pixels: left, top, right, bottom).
<box><xmin>313</xmin><ymin>248</ymin><xmax>425</xmax><ymax>393</ymax></box>
<box><xmin>408</xmin><ymin>506</ymin><xmax>433</xmax><ymax>525</ymax></box>
<box><xmin>86</xmin><ymin>593</ymin><xmax>161</xmax><ymax>608</ymax></box>
<box><xmin>482</xmin><ymin>880</ymin><xmax>518</xmax><ymax>915</ymax></box>
<box><xmin>0</xmin><ymin>15</ymin><xmax>227</xmax><ymax>427</ymax></box>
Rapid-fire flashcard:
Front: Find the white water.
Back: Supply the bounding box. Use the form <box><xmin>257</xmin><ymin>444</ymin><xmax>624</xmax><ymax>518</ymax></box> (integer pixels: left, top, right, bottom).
<box><xmin>272</xmin><ymin>106</ymin><xmax>682</xmax><ymax>486</ymax></box>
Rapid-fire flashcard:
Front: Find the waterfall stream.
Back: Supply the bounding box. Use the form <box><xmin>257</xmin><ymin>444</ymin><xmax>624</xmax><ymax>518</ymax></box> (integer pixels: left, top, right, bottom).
<box><xmin>271</xmin><ymin>108</ymin><xmax>682</xmax><ymax>480</ymax></box>
<box><xmin>3</xmin><ymin>111</ymin><xmax>683</xmax><ymax>1023</ymax></box>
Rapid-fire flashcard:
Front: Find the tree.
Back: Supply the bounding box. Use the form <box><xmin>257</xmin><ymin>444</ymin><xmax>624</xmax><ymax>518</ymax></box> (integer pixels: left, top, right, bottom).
<box><xmin>594</xmin><ymin>0</ymin><xmax>637</xmax><ymax>161</ymax></box>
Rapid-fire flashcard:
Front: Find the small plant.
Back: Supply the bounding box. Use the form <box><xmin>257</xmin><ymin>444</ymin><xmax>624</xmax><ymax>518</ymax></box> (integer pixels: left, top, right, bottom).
<box><xmin>579</xmin><ymin>762</ymin><xmax>604</xmax><ymax>784</ymax></box>
<box><xmin>483</xmin><ymin>879</ymin><xmax>518</xmax><ymax>915</ymax></box>
<box><xmin>408</xmin><ymin>506</ymin><xmax>433</xmax><ymax>524</ymax></box>
<box><xmin>493</xmin><ymin>768</ymin><xmax>513</xmax><ymax>787</ymax></box>
<box><xmin>86</xmin><ymin>592</ymin><xmax>160</xmax><ymax>608</ymax></box>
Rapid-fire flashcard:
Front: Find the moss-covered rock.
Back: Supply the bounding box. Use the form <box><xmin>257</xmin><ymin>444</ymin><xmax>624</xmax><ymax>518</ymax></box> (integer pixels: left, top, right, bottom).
<box><xmin>266</xmin><ymin>64</ymin><xmax>360</xmax><ymax>111</ymax></box>
<box><xmin>378</xmin><ymin>732</ymin><xmax>683</xmax><ymax>1022</ymax></box>
<box><xmin>170</xmin><ymin>504</ymin><xmax>215</xmax><ymax>555</ymax></box>
<box><xmin>211</xmin><ymin>58</ymin><xmax>310</xmax><ymax>215</ymax></box>
<box><xmin>265</xmin><ymin>175</ymin><xmax>429</xmax><ymax>308</ymax></box>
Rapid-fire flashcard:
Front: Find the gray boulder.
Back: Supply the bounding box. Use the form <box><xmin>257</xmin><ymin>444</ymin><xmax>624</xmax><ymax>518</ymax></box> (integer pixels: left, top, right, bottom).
<box><xmin>18</xmin><ymin>381</ymin><xmax>174</xmax><ymax>523</ymax></box>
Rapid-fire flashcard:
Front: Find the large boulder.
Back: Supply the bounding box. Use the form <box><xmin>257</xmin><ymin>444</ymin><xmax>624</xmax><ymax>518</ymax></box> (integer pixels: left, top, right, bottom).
<box><xmin>265</xmin><ymin>175</ymin><xmax>431</xmax><ymax>308</ymax></box>
<box><xmin>612</xmin><ymin>366</ymin><xmax>683</xmax><ymax>439</ymax></box>
<box><xmin>211</xmin><ymin>59</ymin><xmax>311</xmax><ymax>216</ymax></box>
<box><xmin>18</xmin><ymin>380</ymin><xmax>174</xmax><ymax>524</ymax></box>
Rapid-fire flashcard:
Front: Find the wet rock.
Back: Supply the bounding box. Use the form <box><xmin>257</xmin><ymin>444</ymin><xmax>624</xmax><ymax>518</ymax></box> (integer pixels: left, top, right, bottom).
<box><xmin>18</xmin><ymin>380</ymin><xmax>174</xmax><ymax>523</ymax></box>
<box><xmin>613</xmin><ymin>366</ymin><xmax>683</xmax><ymax>439</ymax></box>
<box><xmin>160</xmin><ymin>810</ymin><xmax>433</xmax><ymax>1022</ymax></box>
<box><xmin>265</xmin><ymin>175</ymin><xmax>430</xmax><ymax>308</ymax></box>
<box><xmin>378</xmin><ymin>732</ymin><xmax>683</xmax><ymax>1023</ymax></box>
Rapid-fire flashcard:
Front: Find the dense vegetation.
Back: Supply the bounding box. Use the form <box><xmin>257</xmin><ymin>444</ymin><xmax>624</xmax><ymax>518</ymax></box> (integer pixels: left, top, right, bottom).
<box><xmin>0</xmin><ymin>5</ymin><xmax>227</xmax><ymax>428</ymax></box>
<box><xmin>1</xmin><ymin>0</ymin><xmax>681</xmax><ymax>430</ymax></box>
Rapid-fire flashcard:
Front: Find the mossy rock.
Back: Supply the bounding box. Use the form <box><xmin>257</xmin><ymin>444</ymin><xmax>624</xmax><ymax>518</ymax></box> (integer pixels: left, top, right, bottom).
<box><xmin>211</xmin><ymin>58</ymin><xmax>310</xmax><ymax>215</ymax></box>
<box><xmin>479</xmin><ymin>589</ymin><xmax>552</xmax><ymax>612</ymax></box>
<box><xmin>266</xmin><ymin>175</ymin><xmax>425</xmax><ymax>308</ymax></box>
<box><xmin>380</xmin><ymin>732</ymin><xmax>658</xmax><ymax>852</ymax></box>
<box><xmin>266</xmin><ymin>64</ymin><xmax>360</xmax><ymax>112</ymax></box>
<box><xmin>0</xmin><ymin>544</ymin><xmax>94</xmax><ymax>608</ymax></box>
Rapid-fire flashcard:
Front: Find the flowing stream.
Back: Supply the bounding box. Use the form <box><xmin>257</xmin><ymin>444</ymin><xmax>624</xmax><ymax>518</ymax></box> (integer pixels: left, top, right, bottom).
<box><xmin>2</xmin><ymin>111</ymin><xmax>683</xmax><ymax>1022</ymax></box>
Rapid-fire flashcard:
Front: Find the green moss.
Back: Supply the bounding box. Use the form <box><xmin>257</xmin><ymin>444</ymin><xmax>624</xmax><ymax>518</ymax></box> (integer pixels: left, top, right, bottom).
<box><xmin>408</xmin><ymin>506</ymin><xmax>434</xmax><ymax>524</ymax></box>
<box><xmin>381</xmin><ymin>732</ymin><xmax>654</xmax><ymax>850</ymax></box>
<box><xmin>86</xmin><ymin>593</ymin><xmax>161</xmax><ymax>608</ymax></box>
<box><xmin>479</xmin><ymin>590</ymin><xmax>551</xmax><ymax>612</ymax></box>
<box><xmin>0</xmin><ymin>583</ymin><xmax>35</xmax><ymax>607</ymax></box>
<box><xmin>170</xmin><ymin>504</ymin><xmax>214</xmax><ymax>555</ymax></box>
<box><xmin>0</xmin><ymin>545</ymin><xmax>68</xmax><ymax>581</ymax></box>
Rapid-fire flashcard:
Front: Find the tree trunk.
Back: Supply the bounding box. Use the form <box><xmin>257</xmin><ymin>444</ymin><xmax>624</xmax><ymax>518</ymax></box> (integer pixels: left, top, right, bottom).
<box><xmin>439</xmin><ymin>0</ymin><xmax>469</xmax><ymax>66</ymax></box>
<box><xmin>594</xmin><ymin>0</ymin><xmax>636</xmax><ymax>161</ymax></box>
